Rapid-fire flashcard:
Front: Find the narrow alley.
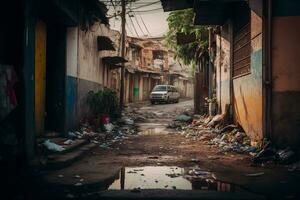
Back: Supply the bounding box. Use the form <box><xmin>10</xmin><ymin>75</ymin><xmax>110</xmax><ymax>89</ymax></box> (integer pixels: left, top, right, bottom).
<box><xmin>1</xmin><ymin>0</ymin><xmax>300</xmax><ymax>200</ymax></box>
<box><xmin>11</xmin><ymin>99</ymin><xmax>298</xmax><ymax>200</ymax></box>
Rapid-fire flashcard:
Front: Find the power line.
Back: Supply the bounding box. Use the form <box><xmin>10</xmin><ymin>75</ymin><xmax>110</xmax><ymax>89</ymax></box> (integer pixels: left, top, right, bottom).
<box><xmin>128</xmin><ymin>13</ymin><xmax>140</xmax><ymax>37</ymax></box>
<box><xmin>136</xmin><ymin>12</ymin><xmax>151</xmax><ymax>36</ymax></box>
<box><xmin>132</xmin><ymin>12</ymin><xmax>146</xmax><ymax>36</ymax></box>
<box><xmin>125</xmin><ymin>21</ymin><xmax>135</xmax><ymax>36</ymax></box>
<box><xmin>133</xmin><ymin>7</ymin><xmax>163</xmax><ymax>12</ymax></box>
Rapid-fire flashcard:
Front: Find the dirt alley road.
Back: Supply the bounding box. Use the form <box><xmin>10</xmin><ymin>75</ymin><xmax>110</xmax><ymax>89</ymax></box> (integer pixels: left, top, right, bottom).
<box><xmin>40</xmin><ymin>99</ymin><xmax>300</xmax><ymax>199</ymax></box>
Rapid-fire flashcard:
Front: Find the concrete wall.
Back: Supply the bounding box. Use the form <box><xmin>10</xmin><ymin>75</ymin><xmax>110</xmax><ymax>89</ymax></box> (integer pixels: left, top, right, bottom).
<box><xmin>271</xmin><ymin>2</ymin><xmax>300</xmax><ymax>147</ymax></box>
<box><xmin>215</xmin><ymin>22</ymin><xmax>231</xmax><ymax>114</ymax></box>
<box><xmin>233</xmin><ymin>10</ymin><xmax>263</xmax><ymax>143</ymax></box>
<box><xmin>66</xmin><ymin>24</ymin><xmax>120</xmax><ymax>130</ymax></box>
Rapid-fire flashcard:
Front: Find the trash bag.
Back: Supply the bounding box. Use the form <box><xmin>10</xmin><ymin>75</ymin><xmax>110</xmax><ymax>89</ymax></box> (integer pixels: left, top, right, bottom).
<box><xmin>277</xmin><ymin>148</ymin><xmax>295</xmax><ymax>164</ymax></box>
<box><xmin>252</xmin><ymin>148</ymin><xmax>277</xmax><ymax>163</ymax></box>
<box><xmin>43</xmin><ymin>140</ymin><xmax>65</xmax><ymax>152</ymax></box>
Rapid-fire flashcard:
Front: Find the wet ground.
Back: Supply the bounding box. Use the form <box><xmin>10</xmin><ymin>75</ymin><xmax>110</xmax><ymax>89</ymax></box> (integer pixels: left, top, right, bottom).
<box><xmin>11</xmin><ymin>99</ymin><xmax>300</xmax><ymax>199</ymax></box>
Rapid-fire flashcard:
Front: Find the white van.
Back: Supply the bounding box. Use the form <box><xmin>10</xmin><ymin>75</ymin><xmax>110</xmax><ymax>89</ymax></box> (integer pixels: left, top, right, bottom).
<box><xmin>149</xmin><ymin>85</ymin><xmax>180</xmax><ymax>104</ymax></box>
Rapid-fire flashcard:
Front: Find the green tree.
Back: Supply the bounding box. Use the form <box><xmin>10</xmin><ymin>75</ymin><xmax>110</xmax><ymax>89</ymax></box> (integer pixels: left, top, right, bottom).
<box><xmin>165</xmin><ymin>9</ymin><xmax>208</xmax><ymax>66</ymax></box>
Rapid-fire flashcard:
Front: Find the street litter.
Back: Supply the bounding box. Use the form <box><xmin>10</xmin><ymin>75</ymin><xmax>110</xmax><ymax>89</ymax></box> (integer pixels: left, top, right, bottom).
<box><xmin>74</xmin><ymin>182</ymin><xmax>83</xmax><ymax>186</ymax></box>
<box><xmin>43</xmin><ymin>140</ymin><xmax>65</xmax><ymax>152</ymax></box>
<box><xmin>104</xmin><ymin>123</ymin><xmax>114</xmax><ymax>132</ymax></box>
<box><xmin>175</xmin><ymin>114</ymin><xmax>192</xmax><ymax>123</ymax></box>
<box><xmin>245</xmin><ymin>172</ymin><xmax>265</xmax><ymax>177</ymax></box>
<box><xmin>63</xmin><ymin>139</ymin><xmax>74</xmax><ymax>145</ymax></box>
<box><xmin>99</xmin><ymin>143</ymin><xmax>110</xmax><ymax>149</ymax></box>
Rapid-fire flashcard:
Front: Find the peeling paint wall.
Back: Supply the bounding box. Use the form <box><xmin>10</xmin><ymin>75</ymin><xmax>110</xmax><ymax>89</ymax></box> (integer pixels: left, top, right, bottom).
<box><xmin>66</xmin><ymin>24</ymin><xmax>120</xmax><ymax>130</ymax></box>
<box><xmin>233</xmin><ymin>10</ymin><xmax>263</xmax><ymax>143</ymax></box>
<box><xmin>271</xmin><ymin>3</ymin><xmax>300</xmax><ymax>147</ymax></box>
<box><xmin>215</xmin><ymin>22</ymin><xmax>231</xmax><ymax>114</ymax></box>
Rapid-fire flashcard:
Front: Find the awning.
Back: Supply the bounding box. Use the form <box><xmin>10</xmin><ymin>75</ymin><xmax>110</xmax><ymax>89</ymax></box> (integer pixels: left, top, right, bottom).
<box><xmin>160</xmin><ymin>0</ymin><xmax>194</xmax><ymax>12</ymax></box>
<box><xmin>151</xmin><ymin>76</ymin><xmax>162</xmax><ymax>80</ymax></box>
<box><xmin>136</xmin><ymin>68</ymin><xmax>162</xmax><ymax>75</ymax></box>
<box><xmin>126</xmin><ymin>67</ymin><xmax>135</xmax><ymax>74</ymax></box>
<box><xmin>97</xmin><ymin>36</ymin><xmax>115</xmax><ymax>51</ymax></box>
<box><xmin>194</xmin><ymin>0</ymin><xmax>247</xmax><ymax>25</ymax></box>
<box><xmin>102</xmin><ymin>56</ymin><xmax>128</xmax><ymax>65</ymax></box>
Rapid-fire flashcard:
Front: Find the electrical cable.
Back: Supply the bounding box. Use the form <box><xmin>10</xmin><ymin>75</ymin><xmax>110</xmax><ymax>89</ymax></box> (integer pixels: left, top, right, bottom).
<box><xmin>136</xmin><ymin>12</ymin><xmax>151</xmax><ymax>36</ymax></box>
<box><xmin>128</xmin><ymin>13</ymin><xmax>140</xmax><ymax>37</ymax></box>
<box><xmin>132</xmin><ymin>11</ymin><xmax>146</xmax><ymax>36</ymax></box>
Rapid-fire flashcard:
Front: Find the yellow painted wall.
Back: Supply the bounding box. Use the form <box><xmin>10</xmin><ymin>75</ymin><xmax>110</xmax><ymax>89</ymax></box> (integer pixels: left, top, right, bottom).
<box><xmin>233</xmin><ymin>11</ymin><xmax>263</xmax><ymax>143</ymax></box>
<box><xmin>35</xmin><ymin>20</ymin><xmax>47</xmax><ymax>136</ymax></box>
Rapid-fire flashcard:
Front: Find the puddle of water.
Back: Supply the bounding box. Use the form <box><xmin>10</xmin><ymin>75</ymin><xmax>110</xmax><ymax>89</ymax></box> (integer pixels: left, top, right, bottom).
<box><xmin>137</xmin><ymin>127</ymin><xmax>167</xmax><ymax>135</ymax></box>
<box><xmin>107</xmin><ymin>166</ymin><xmax>237</xmax><ymax>192</ymax></box>
<box><xmin>136</xmin><ymin>123</ymin><xmax>169</xmax><ymax>135</ymax></box>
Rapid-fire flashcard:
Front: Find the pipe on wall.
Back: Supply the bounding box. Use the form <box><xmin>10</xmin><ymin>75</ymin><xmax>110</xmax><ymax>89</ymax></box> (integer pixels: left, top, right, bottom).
<box><xmin>263</xmin><ymin>0</ymin><xmax>272</xmax><ymax>140</ymax></box>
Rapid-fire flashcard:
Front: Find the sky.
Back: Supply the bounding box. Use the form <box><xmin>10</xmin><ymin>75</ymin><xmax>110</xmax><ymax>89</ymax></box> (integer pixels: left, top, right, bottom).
<box><xmin>102</xmin><ymin>0</ymin><xmax>170</xmax><ymax>38</ymax></box>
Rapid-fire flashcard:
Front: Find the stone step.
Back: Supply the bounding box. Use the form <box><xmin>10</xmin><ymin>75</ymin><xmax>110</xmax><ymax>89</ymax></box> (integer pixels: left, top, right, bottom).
<box><xmin>46</xmin><ymin>143</ymin><xmax>97</xmax><ymax>170</ymax></box>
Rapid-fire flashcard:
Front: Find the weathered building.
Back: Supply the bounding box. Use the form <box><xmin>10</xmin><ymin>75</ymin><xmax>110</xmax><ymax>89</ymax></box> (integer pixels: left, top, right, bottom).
<box><xmin>0</xmin><ymin>0</ymin><xmax>109</xmax><ymax>164</ymax></box>
<box><xmin>161</xmin><ymin>0</ymin><xmax>300</xmax><ymax>148</ymax></box>
<box><xmin>66</xmin><ymin>24</ymin><xmax>121</xmax><ymax>130</ymax></box>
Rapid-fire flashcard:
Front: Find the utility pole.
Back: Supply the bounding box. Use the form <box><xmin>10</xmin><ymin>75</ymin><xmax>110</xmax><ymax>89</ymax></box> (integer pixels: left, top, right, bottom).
<box><xmin>119</xmin><ymin>0</ymin><xmax>126</xmax><ymax>113</ymax></box>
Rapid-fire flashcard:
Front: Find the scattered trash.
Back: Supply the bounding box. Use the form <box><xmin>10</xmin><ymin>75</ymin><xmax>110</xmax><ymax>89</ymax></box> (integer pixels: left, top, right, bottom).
<box><xmin>175</xmin><ymin>114</ymin><xmax>192</xmax><ymax>123</ymax></box>
<box><xmin>104</xmin><ymin>123</ymin><xmax>114</xmax><ymax>132</ymax></box>
<box><xmin>63</xmin><ymin>139</ymin><xmax>74</xmax><ymax>145</ymax></box>
<box><xmin>74</xmin><ymin>182</ymin><xmax>83</xmax><ymax>186</ymax></box>
<box><xmin>43</xmin><ymin>140</ymin><xmax>65</xmax><ymax>152</ymax></box>
<box><xmin>124</xmin><ymin>118</ymin><xmax>134</xmax><ymax>125</ymax></box>
<box><xmin>277</xmin><ymin>148</ymin><xmax>295</xmax><ymax>164</ymax></box>
<box><xmin>99</xmin><ymin>143</ymin><xmax>110</xmax><ymax>149</ymax></box>
<box><xmin>58</xmin><ymin>174</ymin><xmax>64</xmax><ymax>178</ymax></box>
<box><xmin>245</xmin><ymin>172</ymin><xmax>265</xmax><ymax>177</ymax></box>
<box><xmin>74</xmin><ymin>175</ymin><xmax>81</xmax><ymax>179</ymax></box>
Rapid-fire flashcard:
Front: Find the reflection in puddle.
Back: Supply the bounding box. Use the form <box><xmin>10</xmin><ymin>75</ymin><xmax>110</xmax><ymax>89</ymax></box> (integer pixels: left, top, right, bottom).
<box><xmin>138</xmin><ymin>127</ymin><xmax>167</xmax><ymax>135</ymax></box>
<box><xmin>107</xmin><ymin>166</ymin><xmax>237</xmax><ymax>192</ymax></box>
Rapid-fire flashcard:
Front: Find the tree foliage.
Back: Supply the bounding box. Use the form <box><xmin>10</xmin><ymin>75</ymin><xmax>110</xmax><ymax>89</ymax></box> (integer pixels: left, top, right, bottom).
<box><xmin>165</xmin><ymin>9</ymin><xmax>208</xmax><ymax>65</ymax></box>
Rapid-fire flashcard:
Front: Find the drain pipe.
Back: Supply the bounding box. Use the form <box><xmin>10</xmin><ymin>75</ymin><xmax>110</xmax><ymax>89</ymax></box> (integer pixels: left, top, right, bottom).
<box><xmin>264</xmin><ymin>0</ymin><xmax>272</xmax><ymax>140</ymax></box>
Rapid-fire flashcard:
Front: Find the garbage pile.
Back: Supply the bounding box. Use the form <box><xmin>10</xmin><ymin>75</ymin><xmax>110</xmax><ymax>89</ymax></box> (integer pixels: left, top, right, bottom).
<box><xmin>170</xmin><ymin>112</ymin><xmax>300</xmax><ymax>168</ymax></box>
<box><xmin>40</xmin><ymin>115</ymin><xmax>137</xmax><ymax>153</ymax></box>
<box><xmin>169</xmin><ymin>113</ymin><xmax>258</xmax><ymax>154</ymax></box>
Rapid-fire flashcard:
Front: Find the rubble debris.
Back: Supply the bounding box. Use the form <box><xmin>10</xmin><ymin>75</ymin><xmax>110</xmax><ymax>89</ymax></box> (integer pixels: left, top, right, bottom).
<box><xmin>207</xmin><ymin>114</ymin><xmax>225</xmax><ymax>127</ymax></box>
<box><xmin>43</xmin><ymin>140</ymin><xmax>65</xmax><ymax>152</ymax></box>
